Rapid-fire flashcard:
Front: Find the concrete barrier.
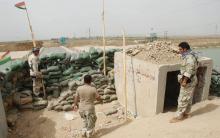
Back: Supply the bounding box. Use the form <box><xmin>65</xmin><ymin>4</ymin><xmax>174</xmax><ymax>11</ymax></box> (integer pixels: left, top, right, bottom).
<box><xmin>0</xmin><ymin>91</ymin><xmax>7</xmax><ymax>138</ymax></box>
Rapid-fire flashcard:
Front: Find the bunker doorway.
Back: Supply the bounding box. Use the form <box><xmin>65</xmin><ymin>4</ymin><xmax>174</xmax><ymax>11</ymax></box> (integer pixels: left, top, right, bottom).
<box><xmin>164</xmin><ymin>71</ymin><xmax>180</xmax><ymax>112</ymax></box>
<box><xmin>163</xmin><ymin>67</ymin><xmax>207</xmax><ymax>112</ymax></box>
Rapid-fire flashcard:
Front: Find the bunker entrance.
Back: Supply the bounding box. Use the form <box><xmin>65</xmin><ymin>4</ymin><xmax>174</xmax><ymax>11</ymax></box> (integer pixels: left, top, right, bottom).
<box><xmin>163</xmin><ymin>67</ymin><xmax>207</xmax><ymax>112</ymax></box>
<box><xmin>164</xmin><ymin>71</ymin><xmax>180</xmax><ymax>112</ymax></box>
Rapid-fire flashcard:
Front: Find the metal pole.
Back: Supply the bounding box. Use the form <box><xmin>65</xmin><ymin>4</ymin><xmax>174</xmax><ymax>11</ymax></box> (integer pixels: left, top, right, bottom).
<box><xmin>122</xmin><ymin>29</ymin><xmax>127</xmax><ymax>120</ymax></box>
<box><xmin>25</xmin><ymin>6</ymin><xmax>36</xmax><ymax>47</ymax></box>
<box><xmin>89</xmin><ymin>28</ymin><xmax>91</xmax><ymax>39</ymax></box>
<box><xmin>102</xmin><ymin>0</ymin><xmax>106</xmax><ymax>76</ymax></box>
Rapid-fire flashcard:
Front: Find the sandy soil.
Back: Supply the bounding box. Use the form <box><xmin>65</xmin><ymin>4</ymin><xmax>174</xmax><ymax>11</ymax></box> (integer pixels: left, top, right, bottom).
<box><xmin>0</xmin><ymin>41</ymin><xmax>43</xmax><ymax>52</ymax></box>
<box><xmin>8</xmin><ymin>97</ymin><xmax>220</xmax><ymax>138</ymax></box>
<box><xmin>103</xmin><ymin>98</ymin><xmax>220</xmax><ymax>138</ymax></box>
<box><xmin>1</xmin><ymin>36</ymin><xmax>220</xmax><ymax>52</ymax></box>
<box><xmin>8</xmin><ymin>101</ymin><xmax>124</xmax><ymax>138</ymax></box>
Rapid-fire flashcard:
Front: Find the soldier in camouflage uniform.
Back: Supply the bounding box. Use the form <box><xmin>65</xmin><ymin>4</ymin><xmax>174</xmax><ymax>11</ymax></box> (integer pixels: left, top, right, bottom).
<box><xmin>74</xmin><ymin>75</ymin><xmax>102</xmax><ymax>138</ymax></box>
<box><xmin>170</xmin><ymin>42</ymin><xmax>198</xmax><ymax>123</ymax></box>
<box><xmin>28</xmin><ymin>47</ymin><xmax>42</xmax><ymax>97</ymax></box>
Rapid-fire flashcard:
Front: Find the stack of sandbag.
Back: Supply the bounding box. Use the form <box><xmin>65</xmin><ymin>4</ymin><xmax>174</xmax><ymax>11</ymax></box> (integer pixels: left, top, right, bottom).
<box><xmin>39</xmin><ymin>47</ymin><xmax>120</xmax><ymax>101</ymax></box>
<box><xmin>210</xmin><ymin>69</ymin><xmax>220</xmax><ymax>96</ymax></box>
<box><xmin>39</xmin><ymin>52</ymin><xmax>69</xmax><ymax>98</ymax></box>
<box><xmin>48</xmin><ymin>77</ymin><xmax>117</xmax><ymax>112</ymax></box>
<box><xmin>0</xmin><ymin>59</ymin><xmax>38</xmax><ymax>111</ymax></box>
<box><xmin>47</xmin><ymin>91</ymin><xmax>75</xmax><ymax>111</ymax></box>
<box><xmin>47</xmin><ymin>68</ymin><xmax>117</xmax><ymax>112</ymax></box>
<box><xmin>0</xmin><ymin>60</ymin><xmax>31</xmax><ymax>96</ymax></box>
<box><xmin>0</xmin><ymin>47</ymin><xmax>120</xmax><ymax>112</ymax></box>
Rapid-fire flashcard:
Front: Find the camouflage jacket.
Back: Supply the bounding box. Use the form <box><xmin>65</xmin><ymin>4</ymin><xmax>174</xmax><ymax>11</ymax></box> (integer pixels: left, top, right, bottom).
<box><xmin>179</xmin><ymin>50</ymin><xmax>198</xmax><ymax>84</ymax></box>
<box><xmin>28</xmin><ymin>53</ymin><xmax>40</xmax><ymax>76</ymax></box>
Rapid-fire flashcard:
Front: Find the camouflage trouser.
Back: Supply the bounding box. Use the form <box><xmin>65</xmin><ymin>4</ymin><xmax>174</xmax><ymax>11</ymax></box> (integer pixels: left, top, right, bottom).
<box><xmin>79</xmin><ymin>109</ymin><xmax>97</xmax><ymax>132</ymax></box>
<box><xmin>32</xmin><ymin>77</ymin><xmax>42</xmax><ymax>96</ymax></box>
<box><xmin>176</xmin><ymin>85</ymin><xmax>196</xmax><ymax>119</ymax></box>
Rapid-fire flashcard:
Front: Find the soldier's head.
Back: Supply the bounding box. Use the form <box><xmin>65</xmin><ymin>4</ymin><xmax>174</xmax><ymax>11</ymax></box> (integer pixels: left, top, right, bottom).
<box><xmin>84</xmin><ymin>75</ymin><xmax>92</xmax><ymax>84</ymax></box>
<box><xmin>178</xmin><ymin>42</ymin><xmax>191</xmax><ymax>54</ymax></box>
<box><xmin>32</xmin><ymin>47</ymin><xmax>40</xmax><ymax>56</ymax></box>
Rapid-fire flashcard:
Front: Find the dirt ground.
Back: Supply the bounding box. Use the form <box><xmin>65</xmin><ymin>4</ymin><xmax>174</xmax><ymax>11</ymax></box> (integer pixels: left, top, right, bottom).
<box><xmin>7</xmin><ymin>101</ymin><xmax>125</xmax><ymax>138</ymax></box>
<box><xmin>0</xmin><ymin>41</ymin><xmax>43</xmax><ymax>52</ymax></box>
<box><xmin>8</xmin><ymin>97</ymin><xmax>220</xmax><ymax>138</ymax></box>
<box><xmin>1</xmin><ymin>36</ymin><xmax>220</xmax><ymax>52</ymax></box>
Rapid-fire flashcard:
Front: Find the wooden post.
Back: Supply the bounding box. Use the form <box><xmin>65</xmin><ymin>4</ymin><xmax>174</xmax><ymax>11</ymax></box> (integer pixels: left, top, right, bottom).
<box><xmin>122</xmin><ymin>29</ymin><xmax>127</xmax><ymax>120</ymax></box>
<box><xmin>25</xmin><ymin>6</ymin><xmax>36</xmax><ymax>47</ymax></box>
<box><xmin>102</xmin><ymin>0</ymin><xmax>106</xmax><ymax>76</ymax></box>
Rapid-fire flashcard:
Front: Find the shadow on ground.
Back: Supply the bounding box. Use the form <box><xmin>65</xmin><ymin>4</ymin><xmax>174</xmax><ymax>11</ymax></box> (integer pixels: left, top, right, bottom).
<box><xmin>93</xmin><ymin>119</ymin><xmax>132</xmax><ymax>138</ymax></box>
<box><xmin>8</xmin><ymin>110</ymin><xmax>56</xmax><ymax>138</ymax></box>
<box><xmin>191</xmin><ymin>103</ymin><xmax>219</xmax><ymax>116</ymax></box>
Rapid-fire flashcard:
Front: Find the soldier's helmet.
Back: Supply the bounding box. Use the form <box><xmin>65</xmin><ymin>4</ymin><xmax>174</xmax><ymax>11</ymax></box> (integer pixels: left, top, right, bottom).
<box><xmin>32</xmin><ymin>47</ymin><xmax>40</xmax><ymax>52</ymax></box>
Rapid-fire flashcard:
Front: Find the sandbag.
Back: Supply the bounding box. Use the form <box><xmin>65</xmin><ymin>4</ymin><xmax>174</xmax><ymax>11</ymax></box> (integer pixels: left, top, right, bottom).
<box><xmin>60</xmin><ymin>79</ymin><xmax>70</xmax><ymax>87</ymax></box>
<box><xmin>47</xmin><ymin>66</ymin><xmax>60</xmax><ymax>72</ymax></box>
<box><xmin>43</xmin><ymin>75</ymin><xmax>50</xmax><ymax>80</ymax></box>
<box><xmin>63</xmin><ymin>67</ymin><xmax>74</xmax><ymax>76</ymax></box>
<box><xmin>89</xmin><ymin>47</ymin><xmax>100</xmax><ymax>59</ymax></box>
<box><xmin>104</xmin><ymin>89</ymin><xmax>116</xmax><ymax>95</ymax></box>
<box><xmin>77</xmin><ymin>52</ymin><xmax>90</xmax><ymax>62</ymax></box>
<box><xmin>10</xmin><ymin>60</ymin><xmax>25</xmax><ymax>71</ymax></box>
<box><xmin>47</xmin><ymin>79</ymin><xmax>59</xmax><ymax>84</ymax></box>
<box><xmin>80</xmin><ymin>66</ymin><xmax>92</xmax><ymax>73</ymax></box>
<box><xmin>101</xmin><ymin>95</ymin><xmax>110</xmax><ymax>100</ymax></box>
<box><xmin>54</xmin><ymin>105</ymin><xmax>63</xmax><ymax>111</ymax></box>
<box><xmin>49</xmin><ymin>71</ymin><xmax>62</xmax><ymax>76</ymax></box>
<box><xmin>40</xmin><ymin>69</ymin><xmax>48</xmax><ymax>75</ymax></box>
<box><xmin>88</xmin><ymin>70</ymin><xmax>100</xmax><ymax>75</ymax></box>
<box><xmin>110</xmin><ymin>95</ymin><xmax>118</xmax><ymax>101</ymax></box>
<box><xmin>63</xmin><ymin>104</ymin><xmax>72</xmax><ymax>111</ymax></box>
<box><xmin>53</xmin><ymin>90</ymin><xmax>60</xmax><ymax>98</ymax></box>
<box><xmin>47</xmin><ymin>52</ymin><xmax>66</xmax><ymax>60</ymax></box>
<box><xmin>59</xmin><ymin>75</ymin><xmax>73</xmax><ymax>82</ymax></box>
<box><xmin>46</xmin><ymin>86</ymin><xmax>59</xmax><ymax>93</ymax></box>
<box><xmin>33</xmin><ymin>100</ymin><xmax>48</xmax><ymax>107</ymax></box>
<box><xmin>72</xmin><ymin>72</ymin><xmax>83</xmax><ymax>78</ymax></box>
<box><xmin>95</xmin><ymin>56</ymin><xmax>109</xmax><ymax>65</ymax></box>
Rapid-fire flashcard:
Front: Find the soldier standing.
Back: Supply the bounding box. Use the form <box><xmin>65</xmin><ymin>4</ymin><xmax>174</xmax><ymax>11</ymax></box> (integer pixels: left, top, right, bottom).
<box><xmin>170</xmin><ymin>42</ymin><xmax>198</xmax><ymax>123</ymax></box>
<box><xmin>74</xmin><ymin>75</ymin><xmax>102</xmax><ymax>138</ymax></box>
<box><xmin>28</xmin><ymin>47</ymin><xmax>42</xmax><ymax>97</ymax></box>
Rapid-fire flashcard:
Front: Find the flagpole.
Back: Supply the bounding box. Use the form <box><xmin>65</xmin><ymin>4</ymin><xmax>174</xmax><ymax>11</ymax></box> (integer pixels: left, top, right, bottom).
<box><xmin>102</xmin><ymin>0</ymin><xmax>106</xmax><ymax>76</ymax></box>
<box><xmin>24</xmin><ymin>4</ymin><xmax>36</xmax><ymax>47</ymax></box>
<box><xmin>122</xmin><ymin>29</ymin><xmax>127</xmax><ymax>121</ymax></box>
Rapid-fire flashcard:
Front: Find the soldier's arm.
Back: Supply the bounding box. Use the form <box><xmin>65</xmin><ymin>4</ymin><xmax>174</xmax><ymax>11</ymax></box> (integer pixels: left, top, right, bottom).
<box><xmin>95</xmin><ymin>89</ymin><xmax>102</xmax><ymax>102</ymax></box>
<box><xmin>32</xmin><ymin>61</ymin><xmax>38</xmax><ymax>73</ymax></box>
<box><xmin>96</xmin><ymin>93</ymin><xmax>102</xmax><ymax>101</ymax></box>
<box><xmin>184</xmin><ymin>56</ymin><xmax>196</xmax><ymax>79</ymax></box>
<box><xmin>181</xmin><ymin>56</ymin><xmax>196</xmax><ymax>86</ymax></box>
<box><xmin>73</xmin><ymin>89</ymin><xmax>79</xmax><ymax>110</ymax></box>
<box><xmin>28</xmin><ymin>56</ymin><xmax>33</xmax><ymax>70</ymax></box>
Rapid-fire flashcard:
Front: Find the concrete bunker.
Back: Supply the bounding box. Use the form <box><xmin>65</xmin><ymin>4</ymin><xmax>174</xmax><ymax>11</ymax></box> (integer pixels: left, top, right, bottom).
<box><xmin>114</xmin><ymin>48</ymin><xmax>213</xmax><ymax>117</ymax></box>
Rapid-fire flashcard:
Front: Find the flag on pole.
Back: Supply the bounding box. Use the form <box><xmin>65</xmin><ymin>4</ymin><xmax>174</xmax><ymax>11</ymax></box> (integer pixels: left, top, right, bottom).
<box><xmin>15</xmin><ymin>1</ymin><xmax>26</xmax><ymax>10</ymax></box>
